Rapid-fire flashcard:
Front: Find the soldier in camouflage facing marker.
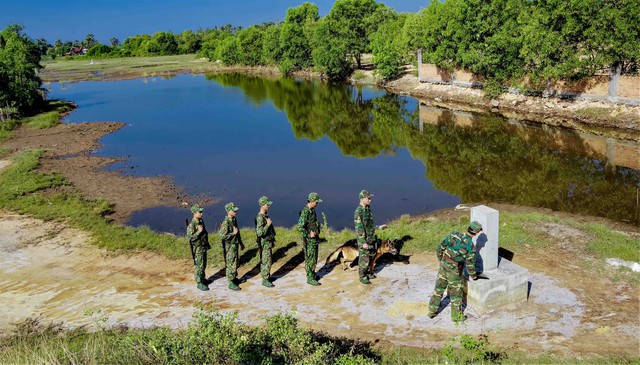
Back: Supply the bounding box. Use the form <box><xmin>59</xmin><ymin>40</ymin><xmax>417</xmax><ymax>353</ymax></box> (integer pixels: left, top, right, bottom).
<box><xmin>186</xmin><ymin>205</ymin><xmax>212</xmax><ymax>291</ymax></box>
<box><xmin>427</xmin><ymin>221</ymin><xmax>482</xmax><ymax>322</ymax></box>
<box><xmin>256</xmin><ymin>196</ymin><xmax>276</xmax><ymax>288</ymax></box>
<box><xmin>219</xmin><ymin>202</ymin><xmax>245</xmax><ymax>291</ymax></box>
<box><xmin>297</xmin><ymin>192</ymin><xmax>322</xmax><ymax>286</ymax></box>
<box><xmin>354</xmin><ymin>190</ymin><xmax>376</xmax><ymax>285</ymax></box>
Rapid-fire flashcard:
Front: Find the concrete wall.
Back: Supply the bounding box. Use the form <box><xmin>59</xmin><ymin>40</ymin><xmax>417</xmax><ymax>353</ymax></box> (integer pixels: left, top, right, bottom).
<box><xmin>417</xmin><ymin>50</ymin><xmax>640</xmax><ymax>106</ymax></box>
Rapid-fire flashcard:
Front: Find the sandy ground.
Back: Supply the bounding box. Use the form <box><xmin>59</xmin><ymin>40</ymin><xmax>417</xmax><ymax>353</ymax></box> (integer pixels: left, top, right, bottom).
<box><xmin>0</xmin><ymin>207</ymin><xmax>638</xmax><ymax>357</ymax></box>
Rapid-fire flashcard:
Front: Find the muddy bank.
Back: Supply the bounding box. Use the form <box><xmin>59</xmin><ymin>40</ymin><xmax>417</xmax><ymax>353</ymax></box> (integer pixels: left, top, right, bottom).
<box><xmin>0</xmin><ymin>122</ymin><xmax>186</xmax><ymax>223</ymax></box>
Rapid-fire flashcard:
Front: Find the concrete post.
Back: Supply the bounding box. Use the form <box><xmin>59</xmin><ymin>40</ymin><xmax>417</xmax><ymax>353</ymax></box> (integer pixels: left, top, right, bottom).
<box><xmin>417</xmin><ymin>49</ymin><xmax>422</xmax><ymax>81</ymax></box>
<box><xmin>470</xmin><ymin>205</ymin><xmax>499</xmax><ymax>271</ymax></box>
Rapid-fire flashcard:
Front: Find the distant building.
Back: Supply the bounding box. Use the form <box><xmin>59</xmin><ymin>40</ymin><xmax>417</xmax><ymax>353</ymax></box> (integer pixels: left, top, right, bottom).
<box><xmin>64</xmin><ymin>47</ymin><xmax>88</xmax><ymax>56</ymax></box>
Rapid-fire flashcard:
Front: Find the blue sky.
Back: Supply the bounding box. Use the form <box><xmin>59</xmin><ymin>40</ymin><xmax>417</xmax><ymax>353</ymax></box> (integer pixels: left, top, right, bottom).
<box><xmin>2</xmin><ymin>0</ymin><xmax>429</xmax><ymax>44</ymax></box>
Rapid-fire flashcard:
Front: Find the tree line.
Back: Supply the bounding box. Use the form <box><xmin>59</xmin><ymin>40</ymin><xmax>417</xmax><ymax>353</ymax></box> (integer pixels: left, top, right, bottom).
<box><xmin>2</xmin><ymin>0</ymin><xmax>638</xmax><ymax>120</ymax></box>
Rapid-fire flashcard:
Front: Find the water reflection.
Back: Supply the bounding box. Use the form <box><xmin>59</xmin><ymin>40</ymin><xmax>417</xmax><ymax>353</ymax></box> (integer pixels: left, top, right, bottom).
<box><xmin>209</xmin><ymin>73</ymin><xmax>640</xmax><ymax>226</ymax></box>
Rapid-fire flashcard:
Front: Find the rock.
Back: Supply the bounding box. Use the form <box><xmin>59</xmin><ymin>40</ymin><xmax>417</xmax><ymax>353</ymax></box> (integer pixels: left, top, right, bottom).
<box><xmin>491</xmin><ymin>99</ymin><xmax>500</xmax><ymax>107</ymax></box>
<box><xmin>434</xmin><ymin>97</ymin><xmax>442</xmax><ymax>102</ymax></box>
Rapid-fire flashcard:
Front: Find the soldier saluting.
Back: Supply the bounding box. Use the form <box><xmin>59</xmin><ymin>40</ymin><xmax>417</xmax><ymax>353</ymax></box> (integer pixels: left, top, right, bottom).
<box><xmin>219</xmin><ymin>202</ymin><xmax>245</xmax><ymax>291</ymax></box>
<box><xmin>186</xmin><ymin>204</ymin><xmax>212</xmax><ymax>291</ymax></box>
<box><xmin>256</xmin><ymin>196</ymin><xmax>276</xmax><ymax>288</ymax></box>
<box><xmin>354</xmin><ymin>190</ymin><xmax>376</xmax><ymax>285</ymax></box>
<box><xmin>427</xmin><ymin>221</ymin><xmax>482</xmax><ymax>322</ymax></box>
<box><xmin>297</xmin><ymin>192</ymin><xmax>322</xmax><ymax>286</ymax></box>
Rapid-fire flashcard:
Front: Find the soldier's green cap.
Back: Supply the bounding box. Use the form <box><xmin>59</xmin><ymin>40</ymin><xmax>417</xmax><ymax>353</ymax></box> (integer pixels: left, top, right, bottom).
<box><xmin>468</xmin><ymin>221</ymin><xmax>482</xmax><ymax>234</ymax></box>
<box><xmin>307</xmin><ymin>192</ymin><xmax>322</xmax><ymax>203</ymax></box>
<box><xmin>190</xmin><ymin>204</ymin><xmax>203</xmax><ymax>213</ymax></box>
<box><xmin>258</xmin><ymin>196</ymin><xmax>273</xmax><ymax>206</ymax></box>
<box><xmin>359</xmin><ymin>190</ymin><xmax>373</xmax><ymax>199</ymax></box>
<box><xmin>225</xmin><ymin>202</ymin><xmax>239</xmax><ymax>212</ymax></box>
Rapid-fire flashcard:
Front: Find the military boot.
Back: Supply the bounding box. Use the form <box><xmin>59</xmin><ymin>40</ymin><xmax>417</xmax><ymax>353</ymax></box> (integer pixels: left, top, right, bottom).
<box><xmin>228</xmin><ymin>282</ymin><xmax>241</xmax><ymax>291</ymax></box>
<box><xmin>202</xmin><ymin>277</ymin><xmax>213</xmax><ymax>285</ymax></box>
<box><xmin>262</xmin><ymin>279</ymin><xmax>274</xmax><ymax>288</ymax></box>
<box><xmin>307</xmin><ymin>277</ymin><xmax>320</xmax><ymax>286</ymax></box>
<box><xmin>428</xmin><ymin>311</ymin><xmax>437</xmax><ymax>319</ymax></box>
<box><xmin>197</xmin><ymin>283</ymin><xmax>209</xmax><ymax>291</ymax></box>
<box><xmin>359</xmin><ymin>277</ymin><xmax>371</xmax><ymax>285</ymax></box>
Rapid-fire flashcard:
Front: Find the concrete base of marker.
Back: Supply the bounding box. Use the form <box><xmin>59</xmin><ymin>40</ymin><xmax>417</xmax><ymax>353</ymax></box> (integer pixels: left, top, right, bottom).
<box><xmin>466</xmin><ymin>257</ymin><xmax>529</xmax><ymax>314</ymax></box>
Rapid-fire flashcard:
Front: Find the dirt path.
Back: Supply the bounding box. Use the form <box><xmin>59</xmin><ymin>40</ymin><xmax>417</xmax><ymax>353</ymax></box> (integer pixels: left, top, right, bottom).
<box><xmin>0</xmin><ymin>209</ymin><xmax>638</xmax><ymax>357</ymax></box>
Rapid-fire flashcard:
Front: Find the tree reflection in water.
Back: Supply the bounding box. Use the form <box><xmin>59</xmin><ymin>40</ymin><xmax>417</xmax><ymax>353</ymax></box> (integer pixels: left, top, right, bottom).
<box><xmin>208</xmin><ymin>73</ymin><xmax>640</xmax><ymax>225</ymax></box>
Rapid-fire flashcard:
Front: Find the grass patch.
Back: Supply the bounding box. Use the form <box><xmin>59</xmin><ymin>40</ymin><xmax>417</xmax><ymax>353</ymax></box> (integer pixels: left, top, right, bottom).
<box><xmin>0</xmin><ymin>308</ymin><xmax>381</xmax><ymax>365</ymax></box>
<box><xmin>0</xmin><ymin>100</ymin><xmax>74</xmax><ymax>143</ymax></box>
<box><xmin>582</xmin><ymin>223</ymin><xmax>640</xmax><ymax>262</ymax></box>
<box><xmin>2</xmin><ymin>312</ymin><xmax>636</xmax><ymax>365</ymax></box>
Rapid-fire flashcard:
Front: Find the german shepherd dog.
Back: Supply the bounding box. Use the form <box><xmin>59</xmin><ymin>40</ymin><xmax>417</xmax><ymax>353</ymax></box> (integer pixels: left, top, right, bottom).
<box><xmin>325</xmin><ymin>239</ymin><xmax>398</xmax><ymax>272</ymax></box>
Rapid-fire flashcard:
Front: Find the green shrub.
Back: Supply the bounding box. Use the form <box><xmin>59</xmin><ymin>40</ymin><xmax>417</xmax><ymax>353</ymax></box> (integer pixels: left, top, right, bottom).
<box><xmin>279</xmin><ymin>58</ymin><xmax>296</xmax><ymax>75</ymax></box>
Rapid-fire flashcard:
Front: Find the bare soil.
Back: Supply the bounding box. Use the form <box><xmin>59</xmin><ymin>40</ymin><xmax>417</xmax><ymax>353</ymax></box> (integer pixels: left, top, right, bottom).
<box><xmin>1</xmin><ymin>122</ymin><xmax>187</xmax><ymax>223</ymax></box>
<box><xmin>0</xmin><ymin>207</ymin><xmax>638</xmax><ymax>358</ymax></box>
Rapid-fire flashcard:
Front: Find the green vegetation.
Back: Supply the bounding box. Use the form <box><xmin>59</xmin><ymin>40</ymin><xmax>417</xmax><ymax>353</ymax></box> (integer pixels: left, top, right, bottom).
<box><xmin>14</xmin><ymin>0</ymin><xmax>637</xmax><ymax>93</ymax></box>
<box><xmin>0</xmin><ymin>100</ymin><xmax>73</xmax><ymax>142</ymax></box>
<box><xmin>1</xmin><ymin>308</ymin><xmax>636</xmax><ymax>364</ymax></box>
<box><xmin>0</xmin><ymin>24</ymin><xmax>47</xmax><ymax>122</ymax></box>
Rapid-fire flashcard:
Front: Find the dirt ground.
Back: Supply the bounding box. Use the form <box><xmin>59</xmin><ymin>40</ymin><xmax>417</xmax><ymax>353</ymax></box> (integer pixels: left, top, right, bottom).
<box><xmin>0</xmin><ymin>207</ymin><xmax>638</xmax><ymax>358</ymax></box>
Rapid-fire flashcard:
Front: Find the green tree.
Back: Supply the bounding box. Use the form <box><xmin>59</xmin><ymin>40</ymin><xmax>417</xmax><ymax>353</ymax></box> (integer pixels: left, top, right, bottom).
<box><xmin>218</xmin><ymin>36</ymin><xmax>240</xmax><ymax>65</ymax></box>
<box><xmin>109</xmin><ymin>37</ymin><xmax>120</xmax><ymax>47</ymax></box>
<box><xmin>237</xmin><ymin>26</ymin><xmax>264</xmax><ymax>66</ymax></box>
<box><xmin>86</xmin><ymin>44</ymin><xmax>113</xmax><ymax>58</ymax></box>
<box><xmin>261</xmin><ymin>23</ymin><xmax>282</xmax><ymax>65</ymax></box>
<box><xmin>279</xmin><ymin>2</ymin><xmax>318</xmax><ymax>69</ymax></box>
<box><xmin>371</xmin><ymin>14</ymin><xmax>405</xmax><ymax>80</ymax></box>
<box><xmin>178</xmin><ymin>30</ymin><xmax>201</xmax><ymax>54</ymax></box>
<box><xmin>83</xmin><ymin>33</ymin><xmax>98</xmax><ymax>49</ymax></box>
<box><xmin>312</xmin><ymin>19</ymin><xmax>352</xmax><ymax>80</ymax></box>
<box><xmin>151</xmin><ymin>32</ymin><xmax>178</xmax><ymax>55</ymax></box>
<box><xmin>324</xmin><ymin>0</ymin><xmax>389</xmax><ymax>68</ymax></box>
<box><xmin>0</xmin><ymin>24</ymin><xmax>46</xmax><ymax>121</ymax></box>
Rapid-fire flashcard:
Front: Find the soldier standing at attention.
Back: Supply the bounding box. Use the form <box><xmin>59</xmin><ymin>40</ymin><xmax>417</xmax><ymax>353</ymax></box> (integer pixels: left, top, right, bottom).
<box><xmin>297</xmin><ymin>192</ymin><xmax>322</xmax><ymax>286</ymax></box>
<box><xmin>354</xmin><ymin>190</ymin><xmax>376</xmax><ymax>285</ymax></box>
<box><xmin>187</xmin><ymin>205</ymin><xmax>212</xmax><ymax>291</ymax></box>
<box><xmin>219</xmin><ymin>202</ymin><xmax>245</xmax><ymax>291</ymax></box>
<box><xmin>427</xmin><ymin>221</ymin><xmax>482</xmax><ymax>322</ymax></box>
<box><xmin>256</xmin><ymin>196</ymin><xmax>276</xmax><ymax>288</ymax></box>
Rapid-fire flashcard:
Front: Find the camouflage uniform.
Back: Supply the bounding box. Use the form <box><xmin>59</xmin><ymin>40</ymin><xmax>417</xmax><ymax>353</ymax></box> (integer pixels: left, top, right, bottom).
<box><xmin>219</xmin><ymin>202</ymin><xmax>243</xmax><ymax>289</ymax></box>
<box><xmin>428</xmin><ymin>225</ymin><xmax>479</xmax><ymax>322</ymax></box>
<box><xmin>256</xmin><ymin>196</ymin><xmax>276</xmax><ymax>285</ymax></box>
<box><xmin>187</xmin><ymin>206</ymin><xmax>210</xmax><ymax>291</ymax></box>
<box><xmin>297</xmin><ymin>192</ymin><xmax>322</xmax><ymax>285</ymax></box>
<box><xmin>354</xmin><ymin>190</ymin><xmax>376</xmax><ymax>282</ymax></box>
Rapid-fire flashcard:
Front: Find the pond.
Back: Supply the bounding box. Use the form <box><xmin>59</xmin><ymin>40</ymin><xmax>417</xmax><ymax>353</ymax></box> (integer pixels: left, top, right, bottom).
<box><xmin>48</xmin><ymin>73</ymin><xmax>640</xmax><ymax>233</ymax></box>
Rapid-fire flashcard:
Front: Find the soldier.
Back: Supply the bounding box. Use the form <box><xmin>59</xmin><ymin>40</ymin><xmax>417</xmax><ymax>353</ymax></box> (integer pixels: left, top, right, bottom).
<box><xmin>186</xmin><ymin>204</ymin><xmax>212</xmax><ymax>291</ymax></box>
<box><xmin>297</xmin><ymin>192</ymin><xmax>322</xmax><ymax>286</ymax></box>
<box><xmin>354</xmin><ymin>190</ymin><xmax>376</xmax><ymax>285</ymax></box>
<box><xmin>256</xmin><ymin>196</ymin><xmax>276</xmax><ymax>288</ymax></box>
<box><xmin>219</xmin><ymin>202</ymin><xmax>246</xmax><ymax>291</ymax></box>
<box><xmin>427</xmin><ymin>221</ymin><xmax>482</xmax><ymax>322</ymax></box>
